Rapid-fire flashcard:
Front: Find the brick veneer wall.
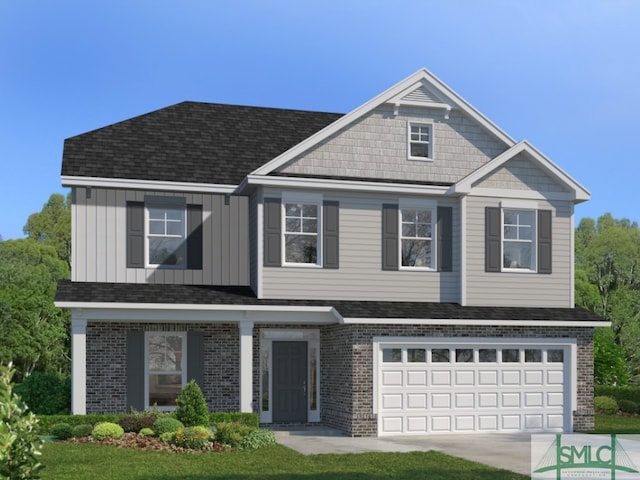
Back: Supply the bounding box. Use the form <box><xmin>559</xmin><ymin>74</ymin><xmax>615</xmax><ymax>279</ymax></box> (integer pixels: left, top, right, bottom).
<box><xmin>320</xmin><ymin>324</ymin><xmax>594</xmax><ymax>437</ymax></box>
<box><xmin>85</xmin><ymin>322</ymin><xmax>240</xmax><ymax>414</ymax></box>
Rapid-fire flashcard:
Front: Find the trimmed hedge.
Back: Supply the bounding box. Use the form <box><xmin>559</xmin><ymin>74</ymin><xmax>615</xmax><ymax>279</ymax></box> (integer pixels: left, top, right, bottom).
<box><xmin>38</xmin><ymin>412</ymin><xmax>259</xmax><ymax>434</ymax></box>
<box><xmin>595</xmin><ymin>386</ymin><xmax>640</xmax><ymax>405</ymax></box>
<box><xmin>209</xmin><ymin>413</ymin><xmax>258</xmax><ymax>428</ymax></box>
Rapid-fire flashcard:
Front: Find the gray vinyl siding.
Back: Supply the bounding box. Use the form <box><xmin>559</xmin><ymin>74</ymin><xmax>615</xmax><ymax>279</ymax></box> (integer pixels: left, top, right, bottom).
<box><xmin>261</xmin><ymin>190</ymin><xmax>460</xmax><ymax>302</ymax></box>
<box><xmin>72</xmin><ymin>187</ymin><xmax>249</xmax><ymax>285</ymax></box>
<box><xmin>277</xmin><ymin>105</ymin><xmax>508</xmax><ymax>184</ymax></box>
<box><xmin>464</xmin><ymin>195</ymin><xmax>572</xmax><ymax>308</ymax></box>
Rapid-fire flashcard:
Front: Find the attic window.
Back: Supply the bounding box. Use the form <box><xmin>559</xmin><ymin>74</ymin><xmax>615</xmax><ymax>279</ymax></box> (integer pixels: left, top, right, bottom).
<box><xmin>408</xmin><ymin>123</ymin><xmax>433</xmax><ymax>161</ymax></box>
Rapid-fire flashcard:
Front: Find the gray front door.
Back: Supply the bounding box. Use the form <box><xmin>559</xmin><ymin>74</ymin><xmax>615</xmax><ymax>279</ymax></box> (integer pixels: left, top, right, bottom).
<box><xmin>272</xmin><ymin>341</ymin><xmax>308</xmax><ymax>423</ymax></box>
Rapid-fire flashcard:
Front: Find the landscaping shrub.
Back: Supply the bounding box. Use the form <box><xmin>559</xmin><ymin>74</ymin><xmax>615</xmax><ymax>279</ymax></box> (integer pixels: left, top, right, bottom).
<box><xmin>153</xmin><ymin>416</ymin><xmax>184</xmax><ymax>436</ymax></box>
<box><xmin>50</xmin><ymin>422</ymin><xmax>73</xmax><ymax>440</ymax></box>
<box><xmin>209</xmin><ymin>412</ymin><xmax>259</xmax><ymax>428</ymax></box>
<box><xmin>117</xmin><ymin>414</ymin><xmax>156</xmax><ymax>433</ymax></box>
<box><xmin>139</xmin><ymin>428</ymin><xmax>154</xmax><ymax>436</ymax></box>
<box><xmin>175</xmin><ymin>380</ymin><xmax>209</xmax><ymax>427</ymax></box>
<box><xmin>14</xmin><ymin>370</ymin><xmax>71</xmax><ymax>415</ymax></box>
<box><xmin>92</xmin><ymin>422</ymin><xmax>125</xmax><ymax>440</ymax></box>
<box><xmin>240</xmin><ymin>429</ymin><xmax>276</xmax><ymax>449</ymax></box>
<box><xmin>0</xmin><ymin>362</ymin><xmax>44</xmax><ymax>480</ymax></box>
<box><xmin>215</xmin><ymin>422</ymin><xmax>255</xmax><ymax>448</ymax></box>
<box><xmin>159</xmin><ymin>432</ymin><xmax>175</xmax><ymax>443</ymax></box>
<box><xmin>71</xmin><ymin>424</ymin><xmax>93</xmax><ymax>438</ymax></box>
<box><xmin>595</xmin><ymin>385</ymin><xmax>640</xmax><ymax>405</ymax></box>
<box><xmin>38</xmin><ymin>413</ymin><xmax>121</xmax><ymax>434</ymax></box>
<box><xmin>172</xmin><ymin>426</ymin><xmax>211</xmax><ymax>449</ymax></box>
<box><xmin>619</xmin><ymin>399</ymin><xmax>639</xmax><ymax>415</ymax></box>
<box><xmin>595</xmin><ymin>396</ymin><xmax>619</xmax><ymax>414</ymax></box>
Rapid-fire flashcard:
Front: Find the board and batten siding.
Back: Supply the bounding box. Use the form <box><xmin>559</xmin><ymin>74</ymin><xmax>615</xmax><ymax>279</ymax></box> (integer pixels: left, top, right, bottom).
<box><xmin>261</xmin><ymin>191</ymin><xmax>460</xmax><ymax>302</ymax></box>
<box><xmin>71</xmin><ymin>187</ymin><xmax>249</xmax><ymax>285</ymax></box>
<box><xmin>277</xmin><ymin>104</ymin><xmax>508</xmax><ymax>185</ymax></box>
<box><xmin>464</xmin><ymin>195</ymin><xmax>572</xmax><ymax>308</ymax></box>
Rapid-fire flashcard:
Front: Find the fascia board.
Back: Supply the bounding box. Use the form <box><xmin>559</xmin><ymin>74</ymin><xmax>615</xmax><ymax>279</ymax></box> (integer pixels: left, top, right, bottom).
<box><xmin>61</xmin><ymin>175</ymin><xmax>237</xmax><ymax>194</ymax></box>
<box><xmin>342</xmin><ymin>317</ymin><xmax>609</xmax><ymax>327</ymax></box>
<box><xmin>251</xmin><ymin>68</ymin><xmax>515</xmax><ymax>176</ymax></box>
<box><xmin>238</xmin><ymin>174</ymin><xmax>451</xmax><ymax>196</ymax></box>
<box><xmin>450</xmin><ymin>141</ymin><xmax>591</xmax><ymax>202</ymax></box>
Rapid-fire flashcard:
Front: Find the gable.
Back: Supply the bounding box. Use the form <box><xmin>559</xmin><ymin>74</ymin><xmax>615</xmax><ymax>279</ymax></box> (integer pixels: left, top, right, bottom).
<box><xmin>275</xmin><ymin>103</ymin><xmax>509</xmax><ymax>185</ymax></box>
<box><xmin>471</xmin><ymin>152</ymin><xmax>571</xmax><ymax>193</ymax></box>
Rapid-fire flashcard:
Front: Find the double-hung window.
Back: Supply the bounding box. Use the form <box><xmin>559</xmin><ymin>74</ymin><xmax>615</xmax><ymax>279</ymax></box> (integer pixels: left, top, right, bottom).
<box><xmin>146</xmin><ymin>198</ymin><xmax>186</xmax><ymax>267</ymax></box>
<box><xmin>502</xmin><ymin>208</ymin><xmax>536</xmax><ymax>270</ymax></box>
<box><xmin>408</xmin><ymin>122</ymin><xmax>433</xmax><ymax>161</ymax></box>
<box><xmin>282</xmin><ymin>194</ymin><xmax>322</xmax><ymax>266</ymax></box>
<box><xmin>145</xmin><ymin>332</ymin><xmax>186</xmax><ymax>409</ymax></box>
<box><xmin>400</xmin><ymin>200</ymin><xmax>436</xmax><ymax>269</ymax></box>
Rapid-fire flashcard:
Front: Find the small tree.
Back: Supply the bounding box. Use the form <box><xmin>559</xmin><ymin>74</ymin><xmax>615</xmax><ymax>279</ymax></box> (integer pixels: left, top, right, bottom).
<box><xmin>175</xmin><ymin>380</ymin><xmax>209</xmax><ymax>427</ymax></box>
<box><xmin>0</xmin><ymin>363</ymin><xmax>44</xmax><ymax>479</ymax></box>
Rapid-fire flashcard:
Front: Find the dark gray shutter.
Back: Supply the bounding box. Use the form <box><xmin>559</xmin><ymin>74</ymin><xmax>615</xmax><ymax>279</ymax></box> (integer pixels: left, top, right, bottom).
<box><xmin>187</xmin><ymin>204</ymin><xmax>203</xmax><ymax>270</ymax></box>
<box><xmin>187</xmin><ymin>331</ymin><xmax>204</xmax><ymax>388</ymax></box>
<box><xmin>263</xmin><ymin>198</ymin><xmax>281</xmax><ymax>267</ymax></box>
<box><xmin>437</xmin><ymin>206</ymin><xmax>453</xmax><ymax>272</ymax></box>
<box><xmin>382</xmin><ymin>204</ymin><xmax>399</xmax><ymax>271</ymax></box>
<box><xmin>323</xmin><ymin>201</ymin><xmax>339</xmax><ymax>269</ymax></box>
<box><xmin>126</xmin><ymin>331</ymin><xmax>145</xmax><ymax>412</ymax></box>
<box><xmin>127</xmin><ymin>202</ymin><xmax>145</xmax><ymax>268</ymax></box>
<box><xmin>538</xmin><ymin>209</ymin><xmax>552</xmax><ymax>274</ymax></box>
<box><xmin>485</xmin><ymin>207</ymin><xmax>501</xmax><ymax>272</ymax></box>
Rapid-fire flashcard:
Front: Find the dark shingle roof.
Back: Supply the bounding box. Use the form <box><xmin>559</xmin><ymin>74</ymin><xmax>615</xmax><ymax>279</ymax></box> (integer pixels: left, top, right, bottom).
<box><xmin>56</xmin><ymin>281</ymin><xmax>605</xmax><ymax>323</ymax></box>
<box><xmin>62</xmin><ymin>102</ymin><xmax>343</xmax><ymax>185</ymax></box>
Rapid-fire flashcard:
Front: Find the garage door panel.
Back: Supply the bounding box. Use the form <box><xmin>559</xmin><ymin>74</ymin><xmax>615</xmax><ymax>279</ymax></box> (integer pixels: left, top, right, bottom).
<box><xmin>455</xmin><ymin>370</ymin><xmax>474</xmax><ymax>386</ymax></box>
<box><xmin>382</xmin><ymin>393</ymin><xmax>403</xmax><ymax>409</ymax></box>
<box><xmin>407</xmin><ymin>393</ymin><xmax>427</xmax><ymax>409</ymax></box>
<box><xmin>431</xmin><ymin>370</ymin><xmax>451</xmax><ymax>385</ymax></box>
<box><xmin>407</xmin><ymin>370</ymin><xmax>428</xmax><ymax>386</ymax></box>
<box><xmin>377</xmin><ymin>342</ymin><xmax>569</xmax><ymax>436</ymax></box>
<box><xmin>382</xmin><ymin>370</ymin><xmax>403</xmax><ymax>386</ymax></box>
<box><xmin>478</xmin><ymin>370</ymin><xmax>498</xmax><ymax>385</ymax></box>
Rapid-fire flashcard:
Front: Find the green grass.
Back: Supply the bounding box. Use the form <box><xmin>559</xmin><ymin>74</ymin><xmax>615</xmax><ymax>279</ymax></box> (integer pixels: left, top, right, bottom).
<box><xmin>594</xmin><ymin>414</ymin><xmax>640</xmax><ymax>433</ymax></box>
<box><xmin>41</xmin><ymin>443</ymin><xmax>529</xmax><ymax>480</ymax></box>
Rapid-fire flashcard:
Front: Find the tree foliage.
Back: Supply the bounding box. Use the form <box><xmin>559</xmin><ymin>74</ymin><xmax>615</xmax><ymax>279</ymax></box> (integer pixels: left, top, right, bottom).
<box><xmin>575</xmin><ymin>213</ymin><xmax>640</xmax><ymax>384</ymax></box>
<box><xmin>0</xmin><ymin>363</ymin><xmax>44</xmax><ymax>479</ymax></box>
<box><xmin>23</xmin><ymin>193</ymin><xmax>71</xmax><ymax>270</ymax></box>
<box><xmin>0</xmin><ymin>240</ymin><xmax>70</xmax><ymax>379</ymax></box>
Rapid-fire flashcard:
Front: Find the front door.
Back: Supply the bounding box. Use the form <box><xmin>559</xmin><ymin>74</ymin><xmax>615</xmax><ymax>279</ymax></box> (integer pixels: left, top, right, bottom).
<box><xmin>272</xmin><ymin>341</ymin><xmax>308</xmax><ymax>423</ymax></box>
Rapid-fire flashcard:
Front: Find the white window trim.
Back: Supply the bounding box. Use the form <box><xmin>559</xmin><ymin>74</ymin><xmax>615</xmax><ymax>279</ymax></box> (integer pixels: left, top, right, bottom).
<box><xmin>501</xmin><ymin>207</ymin><xmax>537</xmax><ymax>273</ymax></box>
<box><xmin>144</xmin><ymin>331</ymin><xmax>187</xmax><ymax>411</ymax></box>
<box><xmin>407</xmin><ymin>122</ymin><xmax>434</xmax><ymax>162</ymax></box>
<box><xmin>144</xmin><ymin>196</ymin><xmax>187</xmax><ymax>270</ymax></box>
<box><xmin>398</xmin><ymin>198</ymin><xmax>437</xmax><ymax>271</ymax></box>
<box><xmin>259</xmin><ymin>329</ymin><xmax>320</xmax><ymax>424</ymax></box>
<box><xmin>281</xmin><ymin>192</ymin><xmax>323</xmax><ymax>267</ymax></box>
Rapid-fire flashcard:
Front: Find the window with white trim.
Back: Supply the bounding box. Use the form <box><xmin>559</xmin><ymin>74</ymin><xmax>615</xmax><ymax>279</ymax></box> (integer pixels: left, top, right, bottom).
<box><xmin>147</xmin><ymin>199</ymin><xmax>186</xmax><ymax>267</ymax></box>
<box><xmin>408</xmin><ymin>122</ymin><xmax>433</xmax><ymax>160</ymax></box>
<box><xmin>503</xmin><ymin>208</ymin><xmax>536</xmax><ymax>270</ymax></box>
<box><xmin>145</xmin><ymin>332</ymin><xmax>186</xmax><ymax>410</ymax></box>
<box><xmin>400</xmin><ymin>205</ymin><xmax>435</xmax><ymax>269</ymax></box>
<box><xmin>283</xmin><ymin>199</ymin><xmax>321</xmax><ymax>265</ymax></box>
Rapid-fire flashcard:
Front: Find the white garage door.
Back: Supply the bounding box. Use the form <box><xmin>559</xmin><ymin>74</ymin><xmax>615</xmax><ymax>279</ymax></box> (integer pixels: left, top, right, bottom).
<box><xmin>375</xmin><ymin>338</ymin><xmax>572</xmax><ymax>436</ymax></box>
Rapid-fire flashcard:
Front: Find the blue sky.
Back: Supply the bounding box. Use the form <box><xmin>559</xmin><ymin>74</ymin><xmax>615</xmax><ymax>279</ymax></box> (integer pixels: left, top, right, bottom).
<box><xmin>1</xmin><ymin>0</ymin><xmax>638</xmax><ymax>240</ymax></box>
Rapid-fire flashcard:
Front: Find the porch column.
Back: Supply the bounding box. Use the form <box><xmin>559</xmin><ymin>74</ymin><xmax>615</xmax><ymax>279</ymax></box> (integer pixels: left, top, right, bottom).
<box><xmin>239</xmin><ymin>320</ymin><xmax>254</xmax><ymax>412</ymax></box>
<box><xmin>71</xmin><ymin>315</ymin><xmax>87</xmax><ymax>415</ymax></box>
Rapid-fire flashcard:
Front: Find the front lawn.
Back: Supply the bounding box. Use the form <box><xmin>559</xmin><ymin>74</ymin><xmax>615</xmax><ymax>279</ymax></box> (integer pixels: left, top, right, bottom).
<box><xmin>594</xmin><ymin>414</ymin><xmax>640</xmax><ymax>433</ymax></box>
<box><xmin>41</xmin><ymin>443</ymin><xmax>529</xmax><ymax>480</ymax></box>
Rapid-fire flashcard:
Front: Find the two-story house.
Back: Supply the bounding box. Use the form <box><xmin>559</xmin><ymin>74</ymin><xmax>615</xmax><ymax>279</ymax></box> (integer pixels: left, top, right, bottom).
<box><xmin>55</xmin><ymin>68</ymin><xmax>606</xmax><ymax>437</ymax></box>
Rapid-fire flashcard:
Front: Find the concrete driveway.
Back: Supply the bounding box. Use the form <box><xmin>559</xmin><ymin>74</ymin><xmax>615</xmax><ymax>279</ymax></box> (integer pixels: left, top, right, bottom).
<box><xmin>273</xmin><ymin>427</ymin><xmax>531</xmax><ymax>476</ymax></box>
